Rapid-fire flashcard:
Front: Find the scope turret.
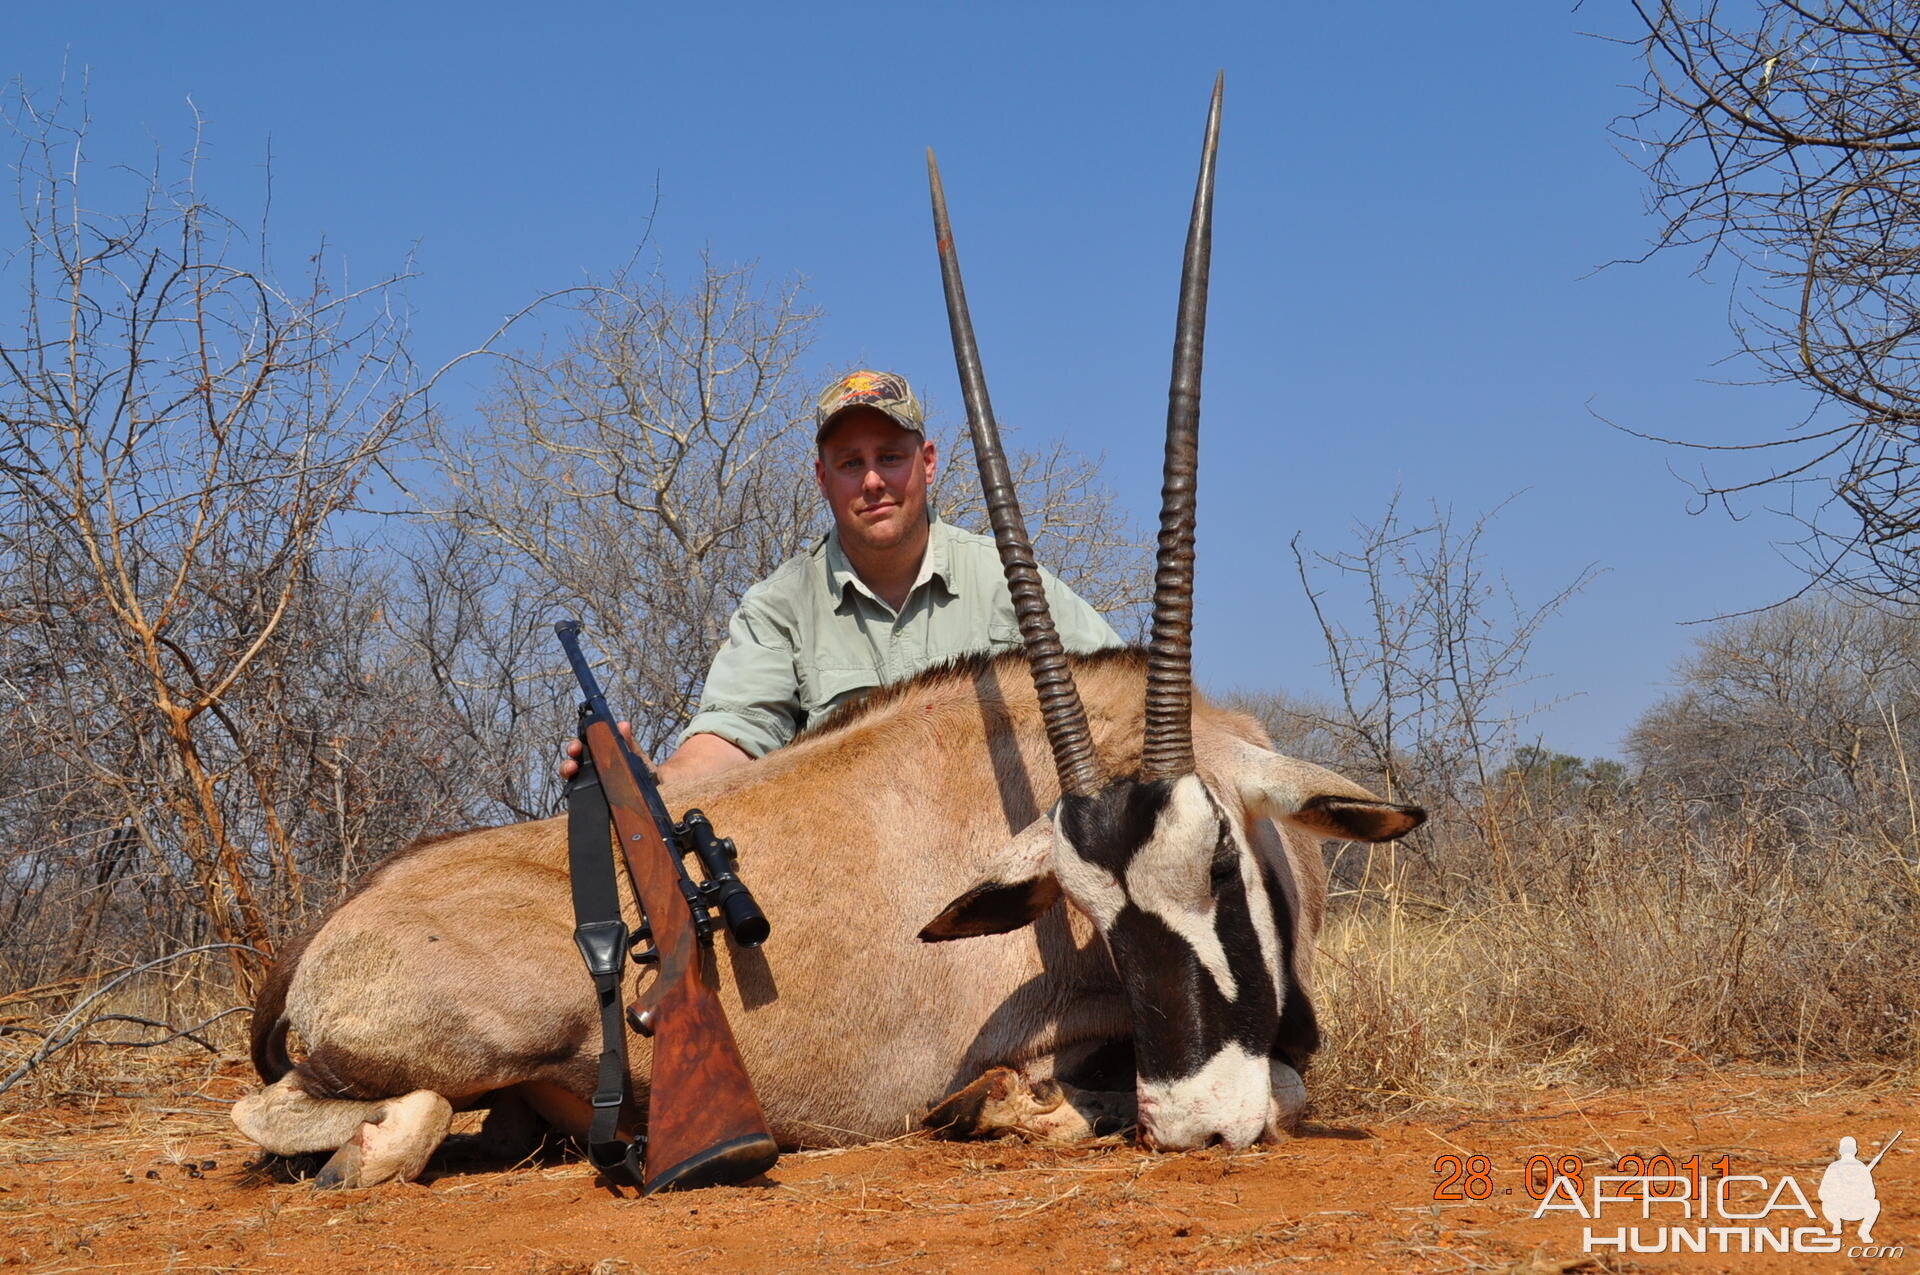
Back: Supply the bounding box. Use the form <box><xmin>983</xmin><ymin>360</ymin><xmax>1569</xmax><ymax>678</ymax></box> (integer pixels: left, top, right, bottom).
<box><xmin>678</xmin><ymin>809</ymin><xmax>770</xmax><ymax>948</ymax></box>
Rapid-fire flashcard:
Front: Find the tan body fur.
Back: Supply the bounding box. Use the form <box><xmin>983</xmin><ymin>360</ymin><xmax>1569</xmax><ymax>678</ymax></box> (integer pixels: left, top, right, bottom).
<box><xmin>239</xmin><ymin>649</ymin><xmax>1356</xmax><ymax>1164</ymax></box>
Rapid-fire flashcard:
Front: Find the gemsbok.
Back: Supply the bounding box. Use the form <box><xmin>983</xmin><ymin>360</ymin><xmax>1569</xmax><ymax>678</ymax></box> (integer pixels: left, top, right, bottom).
<box><xmin>232</xmin><ymin>77</ymin><xmax>1425</xmax><ymax>1188</ymax></box>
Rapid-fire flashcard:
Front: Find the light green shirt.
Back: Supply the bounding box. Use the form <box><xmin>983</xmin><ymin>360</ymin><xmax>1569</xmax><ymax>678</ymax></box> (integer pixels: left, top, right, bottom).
<box><xmin>679</xmin><ymin>517</ymin><xmax>1124</xmax><ymax>758</ymax></box>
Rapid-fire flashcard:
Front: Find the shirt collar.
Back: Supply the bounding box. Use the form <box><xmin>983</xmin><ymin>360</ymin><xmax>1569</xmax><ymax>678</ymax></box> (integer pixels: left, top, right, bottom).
<box><xmin>823</xmin><ymin>514</ymin><xmax>956</xmax><ymax>612</ymax></box>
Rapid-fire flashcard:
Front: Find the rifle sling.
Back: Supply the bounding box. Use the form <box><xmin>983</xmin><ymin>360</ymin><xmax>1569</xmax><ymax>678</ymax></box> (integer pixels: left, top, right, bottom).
<box><xmin>565</xmin><ymin>762</ymin><xmax>646</xmax><ymax>1187</ymax></box>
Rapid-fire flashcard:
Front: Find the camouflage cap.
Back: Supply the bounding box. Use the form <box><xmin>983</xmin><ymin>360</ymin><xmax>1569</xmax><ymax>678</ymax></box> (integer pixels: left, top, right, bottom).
<box><xmin>814</xmin><ymin>370</ymin><xmax>925</xmax><ymax>442</ymax></box>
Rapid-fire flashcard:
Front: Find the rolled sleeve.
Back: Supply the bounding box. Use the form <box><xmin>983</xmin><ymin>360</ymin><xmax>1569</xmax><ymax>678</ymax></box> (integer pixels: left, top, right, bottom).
<box><xmin>679</xmin><ymin>705</ymin><xmax>790</xmax><ymax>761</ymax></box>
<box><xmin>675</xmin><ymin>591</ymin><xmax>804</xmax><ymax>759</ymax></box>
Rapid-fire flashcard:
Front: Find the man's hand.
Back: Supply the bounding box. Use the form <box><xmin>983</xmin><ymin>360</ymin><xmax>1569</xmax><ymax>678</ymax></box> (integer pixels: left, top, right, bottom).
<box><xmin>561</xmin><ymin>727</ymin><xmax>752</xmax><ymax>786</ymax></box>
<box><xmin>560</xmin><ymin>720</ymin><xmax>638</xmax><ymax>782</ymax></box>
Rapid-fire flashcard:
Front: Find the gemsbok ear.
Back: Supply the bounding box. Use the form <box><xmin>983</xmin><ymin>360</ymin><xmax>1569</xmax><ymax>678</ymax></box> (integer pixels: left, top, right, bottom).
<box><xmin>918</xmin><ymin>820</ymin><xmax>1061</xmax><ymax>942</ymax></box>
<box><xmin>1233</xmin><ymin>745</ymin><xmax>1427</xmax><ymax>844</ymax></box>
<box><xmin>1288</xmin><ymin>793</ymin><xmax>1426</xmax><ymax>842</ymax></box>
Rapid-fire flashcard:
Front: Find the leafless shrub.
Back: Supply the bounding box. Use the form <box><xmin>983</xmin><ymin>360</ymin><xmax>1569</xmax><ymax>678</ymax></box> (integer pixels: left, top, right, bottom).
<box><xmin>1630</xmin><ymin>594</ymin><xmax>1920</xmax><ymax>840</ymax></box>
<box><xmin>1299</xmin><ymin>583</ymin><xmax>1919</xmax><ymax>1117</ymax></box>
<box><xmin>1291</xmin><ymin>495</ymin><xmax>1599</xmax><ymax>808</ymax></box>
<box><xmin>0</xmin><ymin>87</ymin><xmax>434</xmax><ymax>990</ymax></box>
<box><xmin>934</xmin><ymin>426</ymin><xmax>1150</xmax><ymax>635</ymax></box>
<box><xmin>1619</xmin><ymin>2</ymin><xmax>1920</xmax><ymax>594</ymax></box>
<box><xmin>1281</xmin><ymin>494</ymin><xmax>1599</xmax><ymax>903</ymax></box>
<box><xmin>401</xmin><ymin>258</ymin><xmax>824</xmax><ymax>782</ymax></box>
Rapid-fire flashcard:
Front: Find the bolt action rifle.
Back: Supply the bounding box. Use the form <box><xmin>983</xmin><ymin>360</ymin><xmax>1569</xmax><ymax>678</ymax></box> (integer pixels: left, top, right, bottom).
<box><xmin>555</xmin><ymin>619</ymin><xmax>778</xmax><ymax>1194</ymax></box>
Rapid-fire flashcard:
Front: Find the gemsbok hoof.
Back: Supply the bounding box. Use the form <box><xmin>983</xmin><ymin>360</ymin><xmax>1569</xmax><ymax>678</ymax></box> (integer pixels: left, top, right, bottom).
<box><xmin>313</xmin><ymin>1090</ymin><xmax>452</xmax><ymax>1189</ymax></box>
<box><xmin>924</xmin><ymin>1067</ymin><xmax>1136</xmax><ymax>1143</ymax></box>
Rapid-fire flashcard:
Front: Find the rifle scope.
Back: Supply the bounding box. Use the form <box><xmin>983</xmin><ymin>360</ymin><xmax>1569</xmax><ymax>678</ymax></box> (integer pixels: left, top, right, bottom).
<box><xmin>679</xmin><ymin>809</ymin><xmax>770</xmax><ymax>948</ymax></box>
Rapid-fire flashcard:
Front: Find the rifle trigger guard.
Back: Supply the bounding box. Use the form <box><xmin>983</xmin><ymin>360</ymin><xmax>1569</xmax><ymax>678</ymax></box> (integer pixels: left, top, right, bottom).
<box><xmin>574</xmin><ymin>920</ymin><xmax>630</xmax><ymax>978</ymax></box>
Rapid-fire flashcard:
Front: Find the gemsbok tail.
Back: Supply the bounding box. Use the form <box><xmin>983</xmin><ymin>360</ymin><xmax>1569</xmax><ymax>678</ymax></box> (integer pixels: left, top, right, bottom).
<box><xmin>249</xmin><ymin>929</ymin><xmax>315</xmax><ymax>1083</ymax></box>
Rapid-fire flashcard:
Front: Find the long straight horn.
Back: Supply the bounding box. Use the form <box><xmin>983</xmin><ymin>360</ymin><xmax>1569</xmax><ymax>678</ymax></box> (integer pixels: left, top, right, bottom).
<box><xmin>1140</xmin><ymin>73</ymin><xmax>1221</xmax><ymax>783</ymax></box>
<box><xmin>928</xmin><ymin>148</ymin><xmax>1103</xmax><ymax>798</ymax></box>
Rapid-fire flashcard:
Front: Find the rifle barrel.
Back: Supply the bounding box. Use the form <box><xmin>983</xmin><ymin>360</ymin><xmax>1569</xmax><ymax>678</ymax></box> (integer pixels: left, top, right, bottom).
<box><xmin>556</xmin><ymin>620</ymin><xmax>611</xmax><ymax>709</ymax></box>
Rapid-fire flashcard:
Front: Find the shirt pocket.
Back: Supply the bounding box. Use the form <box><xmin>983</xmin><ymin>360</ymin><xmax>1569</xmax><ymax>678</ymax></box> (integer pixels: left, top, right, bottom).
<box><xmin>987</xmin><ymin>618</ymin><xmax>1022</xmax><ymax>652</ymax></box>
<box><xmin>798</xmin><ymin>664</ymin><xmax>881</xmax><ymax>724</ymax></box>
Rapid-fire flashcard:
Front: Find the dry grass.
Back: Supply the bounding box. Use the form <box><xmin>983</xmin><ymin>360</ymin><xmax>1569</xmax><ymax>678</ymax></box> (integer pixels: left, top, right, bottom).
<box><xmin>1309</xmin><ymin>795</ymin><xmax>1920</xmax><ymax>1119</ymax></box>
<box><xmin>0</xmin><ymin>807</ymin><xmax>1913</xmax><ymax>1274</ymax></box>
<box><xmin>0</xmin><ymin>952</ymin><xmax>251</xmax><ymax>1119</ymax></box>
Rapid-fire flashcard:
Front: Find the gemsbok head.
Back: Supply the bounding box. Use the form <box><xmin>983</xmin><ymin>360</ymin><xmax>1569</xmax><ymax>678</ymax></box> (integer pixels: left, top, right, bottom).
<box><xmin>917</xmin><ymin>75</ymin><xmax>1426</xmax><ymax>1150</ymax></box>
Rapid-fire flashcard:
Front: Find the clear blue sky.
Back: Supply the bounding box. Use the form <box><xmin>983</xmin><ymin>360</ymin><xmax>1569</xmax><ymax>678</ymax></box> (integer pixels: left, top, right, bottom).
<box><xmin>10</xmin><ymin>2</ymin><xmax>1810</xmax><ymax>759</ymax></box>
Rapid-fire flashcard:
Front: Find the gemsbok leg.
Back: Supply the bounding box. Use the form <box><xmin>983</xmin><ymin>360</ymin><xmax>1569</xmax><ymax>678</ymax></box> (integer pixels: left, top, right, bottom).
<box><xmin>234</xmin><ymin>1078</ymin><xmax>453</xmax><ymax>1188</ymax></box>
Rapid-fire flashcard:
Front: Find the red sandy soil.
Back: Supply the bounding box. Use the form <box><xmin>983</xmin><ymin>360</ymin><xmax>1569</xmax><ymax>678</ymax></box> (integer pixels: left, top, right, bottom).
<box><xmin>1</xmin><ymin>1060</ymin><xmax>1912</xmax><ymax>1273</ymax></box>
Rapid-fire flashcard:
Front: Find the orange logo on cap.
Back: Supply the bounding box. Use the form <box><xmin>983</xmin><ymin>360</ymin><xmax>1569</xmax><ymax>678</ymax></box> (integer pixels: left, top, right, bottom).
<box><xmin>839</xmin><ymin>372</ymin><xmax>883</xmax><ymax>400</ymax></box>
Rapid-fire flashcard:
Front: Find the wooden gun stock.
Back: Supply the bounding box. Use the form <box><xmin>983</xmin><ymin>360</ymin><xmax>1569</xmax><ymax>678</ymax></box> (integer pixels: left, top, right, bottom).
<box><xmin>582</xmin><ymin>717</ymin><xmax>778</xmax><ymax>1193</ymax></box>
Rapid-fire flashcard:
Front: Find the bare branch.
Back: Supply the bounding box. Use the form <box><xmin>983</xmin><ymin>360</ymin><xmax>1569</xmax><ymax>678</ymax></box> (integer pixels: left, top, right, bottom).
<box><xmin>1618</xmin><ymin>1</ymin><xmax>1920</xmax><ymax>595</ymax></box>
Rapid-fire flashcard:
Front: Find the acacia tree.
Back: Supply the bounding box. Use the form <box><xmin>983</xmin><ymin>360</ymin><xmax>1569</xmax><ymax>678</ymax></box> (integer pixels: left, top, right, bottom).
<box><xmin>411</xmin><ymin>259</ymin><xmax>825</xmax><ymax>768</ymax></box>
<box><xmin>0</xmin><ymin>91</ymin><xmax>425</xmax><ymax>988</ymax></box>
<box><xmin>1628</xmin><ymin>594</ymin><xmax>1920</xmax><ymax>836</ymax></box>
<box><xmin>1288</xmin><ymin>494</ymin><xmax>1599</xmax><ymax>873</ymax></box>
<box><xmin>1622</xmin><ymin>1</ymin><xmax>1920</xmax><ymax>595</ymax></box>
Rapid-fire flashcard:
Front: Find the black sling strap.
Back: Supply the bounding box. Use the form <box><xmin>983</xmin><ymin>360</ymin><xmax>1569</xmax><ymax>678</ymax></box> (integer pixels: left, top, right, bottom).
<box><xmin>564</xmin><ymin>758</ymin><xmax>646</xmax><ymax>1186</ymax></box>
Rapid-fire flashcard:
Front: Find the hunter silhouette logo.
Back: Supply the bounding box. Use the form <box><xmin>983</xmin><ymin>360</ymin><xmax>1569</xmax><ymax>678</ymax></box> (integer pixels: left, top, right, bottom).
<box><xmin>1531</xmin><ymin>1128</ymin><xmax>1904</xmax><ymax>1257</ymax></box>
<box><xmin>1822</xmin><ymin>1131</ymin><xmax>1900</xmax><ymax>1244</ymax></box>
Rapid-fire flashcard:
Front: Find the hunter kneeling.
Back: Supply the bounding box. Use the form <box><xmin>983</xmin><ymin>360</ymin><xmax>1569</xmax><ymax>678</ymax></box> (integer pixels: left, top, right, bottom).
<box><xmin>561</xmin><ymin>369</ymin><xmax>1122</xmax><ymax>787</ymax></box>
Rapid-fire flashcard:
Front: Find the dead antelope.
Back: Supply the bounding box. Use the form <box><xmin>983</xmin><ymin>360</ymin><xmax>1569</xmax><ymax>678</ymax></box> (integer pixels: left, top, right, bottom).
<box><xmin>232</xmin><ymin>78</ymin><xmax>1423</xmax><ymax>1187</ymax></box>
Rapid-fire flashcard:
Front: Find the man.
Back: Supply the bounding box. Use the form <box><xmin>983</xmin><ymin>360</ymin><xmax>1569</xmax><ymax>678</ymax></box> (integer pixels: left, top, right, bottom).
<box><xmin>564</xmin><ymin>370</ymin><xmax>1121</xmax><ymax>785</ymax></box>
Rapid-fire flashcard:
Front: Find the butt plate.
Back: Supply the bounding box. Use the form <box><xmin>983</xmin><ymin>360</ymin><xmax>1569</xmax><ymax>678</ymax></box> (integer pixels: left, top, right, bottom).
<box><xmin>643</xmin><ymin>1133</ymin><xmax>779</xmax><ymax>1195</ymax></box>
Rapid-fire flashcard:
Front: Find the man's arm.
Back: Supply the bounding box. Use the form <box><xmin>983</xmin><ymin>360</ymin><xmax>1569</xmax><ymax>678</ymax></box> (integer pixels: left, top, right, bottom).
<box><xmin>656</xmin><ymin>732</ymin><xmax>752</xmax><ymax>784</ymax></box>
<box><xmin>674</xmin><ymin>584</ymin><xmax>807</xmax><ymax>758</ymax></box>
<box><xmin>560</xmin><ymin>580</ymin><xmax>805</xmax><ymax>786</ymax></box>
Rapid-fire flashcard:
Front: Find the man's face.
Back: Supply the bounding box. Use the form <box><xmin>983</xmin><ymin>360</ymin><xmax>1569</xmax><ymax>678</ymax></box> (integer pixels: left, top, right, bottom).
<box><xmin>814</xmin><ymin>408</ymin><xmax>939</xmax><ymax>556</ymax></box>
